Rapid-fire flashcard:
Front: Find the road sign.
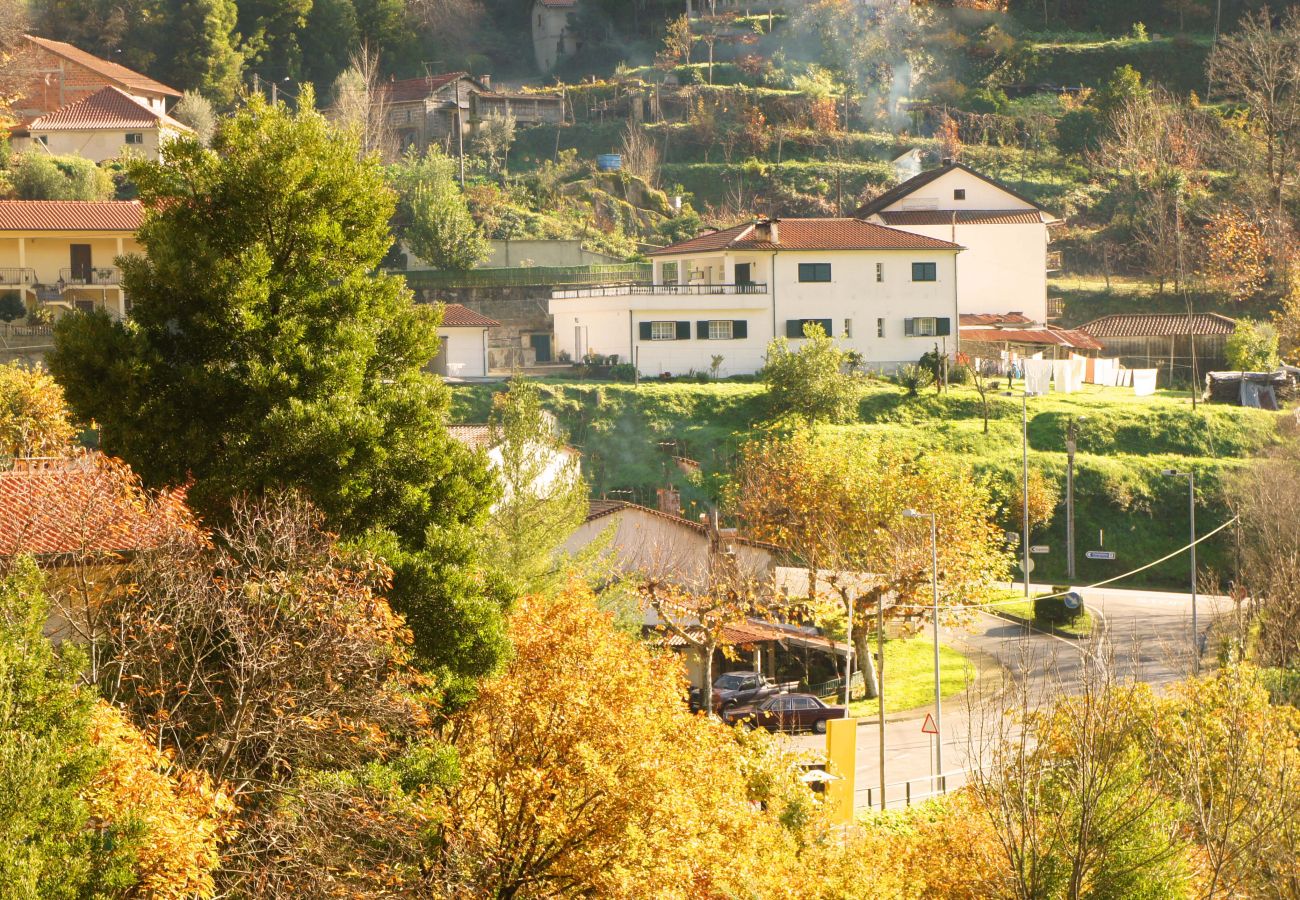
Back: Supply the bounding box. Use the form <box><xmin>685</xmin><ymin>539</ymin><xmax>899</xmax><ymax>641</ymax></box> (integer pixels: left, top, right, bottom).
<box><xmin>1086</xmin><ymin>550</ymin><xmax>1117</xmax><ymax>561</ymax></box>
<box><xmin>1019</xmin><ymin>558</ymin><xmax>1035</xmax><ymax>574</ymax></box>
<box><xmin>921</xmin><ymin>713</ymin><xmax>939</xmax><ymax>735</ymax></box>
<box><xmin>1030</xmin><ymin>545</ymin><xmax>1050</xmax><ymax>555</ymax></box>
<box><xmin>1063</xmin><ymin>592</ymin><xmax>1083</xmax><ymax>610</ymax></box>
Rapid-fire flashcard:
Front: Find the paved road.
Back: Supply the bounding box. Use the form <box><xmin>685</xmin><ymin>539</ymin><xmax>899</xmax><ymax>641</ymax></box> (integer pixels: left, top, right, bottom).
<box><xmin>783</xmin><ymin>584</ymin><xmax>1231</xmax><ymax>808</ymax></box>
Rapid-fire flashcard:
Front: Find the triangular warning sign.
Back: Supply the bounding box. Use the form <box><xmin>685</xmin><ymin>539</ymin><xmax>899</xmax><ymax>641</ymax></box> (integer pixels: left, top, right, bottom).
<box><xmin>921</xmin><ymin>713</ymin><xmax>939</xmax><ymax>735</ymax></box>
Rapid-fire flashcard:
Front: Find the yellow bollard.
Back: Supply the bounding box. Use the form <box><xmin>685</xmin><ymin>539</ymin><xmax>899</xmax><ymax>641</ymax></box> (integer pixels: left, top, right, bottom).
<box><xmin>824</xmin><ymin>717</ymin><xmax>857</xmax><ymax>825</ymax></box>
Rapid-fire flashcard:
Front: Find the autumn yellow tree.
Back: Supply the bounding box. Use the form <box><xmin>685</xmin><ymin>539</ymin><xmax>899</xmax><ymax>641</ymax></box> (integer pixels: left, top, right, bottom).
<box><xmin>1200</xmin><ymin>208</ymin><xmax>1268</xmax><ymax>300</ymax></box>
<box><xmin>0</xmin><ymin>362</ymin><xmax>76</xmax><ymax>457</ymax></box>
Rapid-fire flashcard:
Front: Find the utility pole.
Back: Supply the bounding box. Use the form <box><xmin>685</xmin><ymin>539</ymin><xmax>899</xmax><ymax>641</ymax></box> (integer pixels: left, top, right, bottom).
<box><xmin>456</xmin><ymin>78</ymin><xmax>465</xmax><ymax>188</ymax></box>
<box><xmin>1020</xmin><ymin>393</ymin><xmax>1030</xmax><ymax>597</ymax></box>
<box><xmin>1163</xmin><ymin>469</ymin><xmax>1199</xmax><ymax>675</ymax></box>
<box><xmin>877</xmin><ymin>592</ymin><xmax>885</xmax><ymax>811</ymax></box>
<box><xmin>1066</xmin><ymin>416</ymin><xmax>1084</xmax><ymax>581</ymax></box>
<box><xmin>904</xmin><ymin>509</ymin><xmax>941</xmax><ymax>779</ymax></box>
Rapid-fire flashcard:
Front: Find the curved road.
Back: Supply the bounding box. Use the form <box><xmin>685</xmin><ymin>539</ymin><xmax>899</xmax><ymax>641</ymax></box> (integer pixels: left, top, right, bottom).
<box><xmin>784</xmin><ymin>585</ymin><xmax>1231</xmax><ymax>808</ymax></box>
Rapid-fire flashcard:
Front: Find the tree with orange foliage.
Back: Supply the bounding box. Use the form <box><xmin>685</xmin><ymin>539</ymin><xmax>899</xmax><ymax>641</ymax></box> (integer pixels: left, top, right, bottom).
<box><xmin>0</xmin><ymin>361</ymin><xmax>76</xmax><ymax>457</ymax></box>
<box><xmin>1200</xmin><ymin>207</ymin><xmax>1269</xmax><ymax>300</ymax></box>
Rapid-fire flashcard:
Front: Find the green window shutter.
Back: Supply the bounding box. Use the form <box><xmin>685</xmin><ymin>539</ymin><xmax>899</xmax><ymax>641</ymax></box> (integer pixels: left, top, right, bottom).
<box><xmin>818</xmin><ymin>318</ymin><xmax>833</xmax><ymax>337</ymax></box>
<box><xmin>733</xmin><ymin>320</ymin><xmax>747</xmax><ymax>339</ymax></box>
<box><xmin>786</xmin><ymin>319</ymin><xmax>803</xmax><ymax>338</ymax></box>
<box><xmin>904</xmin><ymin>318</ymin><xmax>915</xmax><ymax>337</ymax></box>
<box><xmin>676</xmin><ymin>321</ymin><xmax>691</xmax><ymax>340</ymax></box>
<box><xmin>698</xmin><ymin>321</ymin><xmax>710</xmax><ymax>339</ymax></box>
<box><xmin>936</xmin><ymin>317</ymin><xmax>951</xmax><ymax>337</ymax></box>
<box><xmin>639</xmin><ymin>321</ymin><xmax>652</xmax><ymax>340</ymax></box>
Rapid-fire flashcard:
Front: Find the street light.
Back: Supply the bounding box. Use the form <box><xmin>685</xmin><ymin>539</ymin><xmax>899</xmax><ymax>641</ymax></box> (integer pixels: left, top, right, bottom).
<box><xmin>1162</xmin><ymin>469</ymin><xmax>1199</xmax><ymax>675</ymax></box>
<box><xmin>903</xmin><ymin>508</ymin><xmax>942</xmax><ymax>779</ymax></box>
<box><xmin>1003</xmin><ymin>391</ymin><xmax>1037</xmax><ymax>598</ymax></box>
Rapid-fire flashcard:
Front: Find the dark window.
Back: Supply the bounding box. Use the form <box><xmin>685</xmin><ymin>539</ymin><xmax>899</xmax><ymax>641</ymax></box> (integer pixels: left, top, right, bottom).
<box><xmin>954</xmin><ymin>188</ymin><xmax>966</xmax><ymax>200</ymax></box>
<box><xmin>125</xmin><ymin>132</ymin><xmax>144</xmax><ymax>145</ymax></box>
<box><xmin>912</xmin><ymin>262</ymin><xmax>938</xmax><ymax>282</ymax></box>
<box><xmin>798</xmin><ymin>262</ymin><xmax>832</xmax><ymax>283</ymax></box>
<box><xmin>734</xmin><ymin>262</ymin><xmax>752</xmax><ymax>285</ymax></box>
<box><xmin>786</xmin><ymin>318</ymin><xmax>833</xmax><ymax>339</ymax></box>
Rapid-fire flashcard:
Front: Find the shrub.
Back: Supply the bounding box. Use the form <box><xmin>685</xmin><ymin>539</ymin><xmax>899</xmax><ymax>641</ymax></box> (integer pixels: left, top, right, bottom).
<box><xmin>11</xmin><ymin>153</ymin><xmax>113</xmax><ymax>201</ymax></box>
<box><xmin>949</xmin><ymin>363</ymin><xmax>974</xmax><ymax>385</ymax></box>
<box><xmin>609</xmin><ymin>363</ymin><xmax>637</xmax><ymax>382</ymax></box>
<box><xmin>760</xmin><ymin>323</ymin><xmax>858</xmax><ymax>423</ymax></box>
<box><xmin>1054</xmin><ymin>108</ymin><xmax>1105</xmax><ymax>155</ymax></box>
<box><xmin>1034</xmin><ymin>591</ymin><xmax>1085</xmax><ymax>625</ymax></box>
<box><xmin>1224</xmin><ymin>320</ymin><xmax>1280</xmax><ymax>372</ymax></box>
<box><xmin>0</xmin><ymin>291</ymin><xmax>24</xmax><ymax>322</ymax></box>
<box><xmin>895</xmin><ymin>364</ymin><xmax>933</xmax><ymax>397</ymax></box>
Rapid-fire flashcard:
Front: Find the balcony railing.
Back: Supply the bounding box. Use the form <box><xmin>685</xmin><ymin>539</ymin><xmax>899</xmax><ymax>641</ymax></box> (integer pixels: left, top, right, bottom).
<box><xmin>552</xmin><ymin>282</ymin><xmax>769</xmax><ymax>299</ymax></box>
<box><xmin>59</xmin><ymin>267</ymin><xmax>123</xmax><ymax>287</ymax></box>
<box><xmin>0</xmin><ymin>267</ymin><xmax>36</xmax><ymax>286</ymax></box>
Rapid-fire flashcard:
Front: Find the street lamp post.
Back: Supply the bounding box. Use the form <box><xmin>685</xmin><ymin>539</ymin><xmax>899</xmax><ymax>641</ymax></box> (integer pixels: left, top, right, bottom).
<box><xmin>1162</xmin><ymin>469</ymin><xmax>1199</xmax><ymax>674</ymax></box>
<box><xmin>1066</xmin><ymin>416</ymin><xmax>1087</xmax><ymax>581</ymax></box>
<box><xmin>904</xmin><ymin>508</ymin><xmax>941</xmax><ymax>778</ymax></box>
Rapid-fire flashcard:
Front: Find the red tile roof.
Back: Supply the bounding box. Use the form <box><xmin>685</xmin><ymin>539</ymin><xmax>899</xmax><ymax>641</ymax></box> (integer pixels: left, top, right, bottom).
<box><xmin>382</xmin><ymin>72</ymin><xmax>475</xmax><ymax>104</ymax></box>
<box><xmin>648</xmin><ymin>218</ymin><xmax>961</xmax><ymax>256</ymax></box>
<box><xmin>539</xmin><ymin>0</ymin><xmax>577</xmax><ymax>7</ymax></box>
<box><xmin>878</xmin><ymin>209</ymin><xmax>1048</xmax><ymax>226</ymax></box>
<box><xmin>29</xmin><ymin>85</ymin><xmax>191</xmax><ymax>132</ymax></box>
<box><xmin>0</xmin><ymin>200</ymin><xmax>143</xmax><ymax>232</ymax></box>
<box><xmin>24</xmin><ymin>34</ymin><xmax>181</xmax><ymax>98</ymax></box>
<box><xmin>1080</xmin><ymin>313</ymin><xmax>1239</xmax><ymax>338</ymax></box>
<box><xmin>0</xmin><ymin>456</ymin><xmax>183</xmax><ymax>558</ymax></box>
<box><xmin>584</xmin><ymin>500</ymin><xmax>780</xmax><ymax>550</ymax></box>
<box><xmin>447</xmin><ymin>424</ymin><xmax>493</xmax><ymax>451</ymax></box>
<box><xmin>961</xmin><ymin>312</ymin><xmax>1034</xmax><ymax>327</ymax></box>
<box><xmin>961</xmin><ymin>326</ymin><xmax>1103</xmax><ymax>351</ymax></box>
<box><xmin>440</xmin><ymin>303</ymin><xmax>500</xmax><ymax>327</ymax></box>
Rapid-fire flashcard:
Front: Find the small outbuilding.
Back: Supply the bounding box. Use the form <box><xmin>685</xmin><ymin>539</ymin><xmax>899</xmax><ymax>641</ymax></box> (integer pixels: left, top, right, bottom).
<box><xmin>1080</xmin><ymin>312</ymin><xmax>1238</xmax><ymax>383</ymax></box>
<box><xmin>433</xmin><ymin>303</ymin><xmax>498</xmax><ymax>378</ymax></box>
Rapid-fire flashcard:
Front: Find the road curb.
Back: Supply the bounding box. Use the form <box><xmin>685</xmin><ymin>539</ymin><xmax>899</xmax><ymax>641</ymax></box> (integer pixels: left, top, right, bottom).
<box><xmin>848</xmin><ymin>638</ymin><xmax>1007</xmax><ymax>727</ymax></box>
<box><xmin>986</xmin><ymin>608</ymin><xmax>1094</xmax><ymax>641</ymax></box>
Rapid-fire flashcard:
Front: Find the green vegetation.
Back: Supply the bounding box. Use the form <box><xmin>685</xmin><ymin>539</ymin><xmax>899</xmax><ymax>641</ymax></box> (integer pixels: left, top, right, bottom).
<box><xmin>845</xmin><ymin>640</ymin><xmax>974</xmax><ymax>717</ymax></box>
<box><xmin>452</xmin><ymin>378</ymin><xmax>1280</xmax><ymax>589</ymax></box>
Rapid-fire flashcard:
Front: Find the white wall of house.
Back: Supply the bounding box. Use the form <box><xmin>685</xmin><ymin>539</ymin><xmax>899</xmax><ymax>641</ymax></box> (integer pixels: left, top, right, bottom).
<box><xmin>532</xmin><ymin>1</ymin><xmax>575</xmax><ymax>73</ymax></box>
<box><xmin>436</xmin><ymin>326</ymin><xmax>490</xmax><ymax>377</ymax></box>
<box><xmin>19</xmin><ymin>126</ymin><xmax>180</xmax><ymax>163</ymax></box>
<box><xmin>868</xmin><ymin>167</ymin><xmax>1050</xmax><ymax>322</ymax></box>
<box><xmin>550</xmin><ymin>248</ymin><xmax>960</xmax><ymax>376</ymax></box>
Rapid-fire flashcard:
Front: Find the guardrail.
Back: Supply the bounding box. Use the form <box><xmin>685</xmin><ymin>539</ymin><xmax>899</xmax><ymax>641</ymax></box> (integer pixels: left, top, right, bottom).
<box><xmin>552</xmin><ymin>282</ymin><xmax>769</xmax><ymax>299</ymax></box>
<box><xmin>399</xmin><ymin>263</ymin><xmax>651</xmax><ymax>290</ymax></box>
<box><xmin>0</xmin><ymin>267</ymin><xmax>36</xmax><ymax>285</ymax></box>
<box><xmin>859</xmin><ymin>770</ymin><xmax>969</xmax><ymax>810</ymax></box>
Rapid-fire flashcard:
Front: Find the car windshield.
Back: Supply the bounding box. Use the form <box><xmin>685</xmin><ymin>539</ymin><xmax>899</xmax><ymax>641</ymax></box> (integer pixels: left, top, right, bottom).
<box><xmin>715</xmin><ymin>673</ymin><xmax>752</xmax><ymax>689</ymax></box>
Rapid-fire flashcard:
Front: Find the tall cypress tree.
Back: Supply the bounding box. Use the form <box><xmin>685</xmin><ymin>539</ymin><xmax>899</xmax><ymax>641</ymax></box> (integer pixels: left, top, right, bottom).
<box><xmin>150</xmin><ymin>0</ymin><xmax>243</xmax><ymax>105</ymax></box>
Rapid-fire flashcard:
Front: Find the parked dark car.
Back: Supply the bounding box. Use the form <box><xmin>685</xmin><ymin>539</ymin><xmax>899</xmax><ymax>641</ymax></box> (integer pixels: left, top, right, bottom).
<box><xmin>689</xmin><ymin>671</ymin><xmax>782</xmax><ymax>712</ymax></box>
<box><xmin>721</xmin><ymin>693</ymin><xmax>848</xmax><ymax>734</ymax></box>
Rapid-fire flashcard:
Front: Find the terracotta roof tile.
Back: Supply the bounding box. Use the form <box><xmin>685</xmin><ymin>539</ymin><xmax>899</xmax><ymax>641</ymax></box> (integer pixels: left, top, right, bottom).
<box><xmin>447</xmin><ymin>425</ymin><xmax>493</xmax><ymax>451</ymax></box>
<box><xmin>648</xmin><ymin>218</ymin><xmax>960</xmax><ymax>256</ymax></box>
<box><xmin>0</xmin><ymin>456</ymin><xmax>182</xmax><ymax>558</ymax></box>
<box><xmin>1080</xmin><ymin>313</ymin><xmax>1238</xmax><ymax>338</ymax></box>
<box><xmin>382</xmin><ymin>73</ymin><xmax>472</xmax><ymax>104</ymax></box>
<box><xmin>0</xmin><ymin>200</ymin><xmax>143</xmax><ymax>232</ymax></box>
<box><xmin>584</xmin><ymin>499</ymin><xmax>780</xmax><ymax>551</ymax></box>
<box><xmin>878</xmin><ymin>209</ymin><xmax>1047</xmax><ymax>226</ymax></box>
<box><xmin>960</xmin><ymin>312</ymin><xmax>1034</xmax><ymax>326</ymax></box>
<box><xmin>961</xmin><ymin>326</ymin><xmax>1103</xmax><ymax>351</ymax></box>
<box><xmin>24</xmin><ymin>34</ymin><xmax>181</xmax><ymax>98</ymax></box>
<box><xmin>29</xmin><ymin>85</ymin><xmax>191</xmax><ymax>132</ymax></box>
<box><xmin>440</xmin><ymin>303</ymin><xmax>500</xmax><ymax>327</ymax></box>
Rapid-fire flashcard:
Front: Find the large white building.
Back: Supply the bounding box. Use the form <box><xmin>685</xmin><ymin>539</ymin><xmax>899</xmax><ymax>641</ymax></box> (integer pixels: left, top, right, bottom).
<box><xmin>856</xmin><ymin>161</ymin><xmax>1059</xmax><ymax>324</ymax></box>
<box><xmin>549</xmin><ymin>217</ymin><xmax>962</xmax><ymax>378</ymax></box>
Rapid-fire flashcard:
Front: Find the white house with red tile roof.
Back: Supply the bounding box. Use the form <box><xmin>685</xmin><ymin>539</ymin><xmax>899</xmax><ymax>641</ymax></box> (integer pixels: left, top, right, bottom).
<box><xmin>15</xmin><ymin>86</ymin><xmax>193</xmax><ymax>162</ymax></box>
<box><xmin>432</xmin><ymin>303</ymin><xmax>499</xmax><ymax>378</ymax></box>
<box><xmin>0</xmin><ymin>200</ymin><xmax>143</xmax><ymax>320</ymax></box>
<box><xmin>856</xmin><ymin>161</ymin><xmax>1060</xmax><ymax>324</ymax></box>
<box><xmin>549</xmin><ymin>216</ymin><xmax>962</xmax><ymax>377</ymax></box>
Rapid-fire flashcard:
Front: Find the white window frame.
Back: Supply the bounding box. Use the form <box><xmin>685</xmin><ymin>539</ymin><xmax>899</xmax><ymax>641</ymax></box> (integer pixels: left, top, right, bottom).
<box><xmin>877</xmin><ymin>317</ymin><xmax>885</xmax><ymax>338</ymax></box>
<box><xmin>707</xmin><ymin>320</ymin><xmax>733</xmax><ymax>340</ymax></box>
<box><xmin>650</xmin><ymin>320</ymin><xmax>677</xmax><ymax>341</ymax></box>
<box><xmin>125</xmin><ymin>132</ymin><xmax>144</xmax><ymax>145</ymax></box>
<box><xmin>913</xmin><ymin>317</ymin><xmax>938</xmax><ymax>337</ymax></box>
<box><xmin>875</xmin><ymin>262</ymin><xmax>883</xmax><ymax>282</ymax></box>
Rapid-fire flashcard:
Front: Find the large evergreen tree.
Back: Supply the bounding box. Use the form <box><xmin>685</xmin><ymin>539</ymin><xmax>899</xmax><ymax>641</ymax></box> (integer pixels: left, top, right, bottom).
<box><xmin>151</xmin><ymin>0</ymin><xmax>243</xmax><ymax>105</ymax></box>
<box><xmin>48</xmin><ymin>95</ymin><xmax>512</xmax><ymax>697</ymax></box>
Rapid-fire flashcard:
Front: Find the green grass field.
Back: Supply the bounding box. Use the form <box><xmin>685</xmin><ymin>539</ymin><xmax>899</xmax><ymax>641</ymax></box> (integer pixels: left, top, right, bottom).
<box><xmin>451</xmin><ymin>378</ymin><xmax>1281</xmax><ymax>590</ymax></box>
<box><xmin>844</xmin><ymin>640</ymin><xmax>975</xmax><ymax>717</ymax></box>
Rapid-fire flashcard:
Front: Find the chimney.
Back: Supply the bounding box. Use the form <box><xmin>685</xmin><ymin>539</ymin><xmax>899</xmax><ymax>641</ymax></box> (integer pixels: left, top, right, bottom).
<box><xmin>941</xmin><ymin>157</ymin><xmax>953</xmax><ymax>166</ymax></box>
<box><xmin>480</xmin><ymin>74</ymin><xmax>492</xmax><ymax>90</ymax></box>
<box><xmin>752</xmin><ymin>216</ymin><xmax>779</xmax><ymax>245</ymax></box>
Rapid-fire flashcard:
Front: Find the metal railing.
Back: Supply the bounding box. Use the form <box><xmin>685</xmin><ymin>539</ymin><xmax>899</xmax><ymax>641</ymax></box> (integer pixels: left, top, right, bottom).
<box><xmin>59</xmin><ymin>267</ymin><xmax>123</xmax><ymax>286</ymax></box>
<box><xmin>0</xmin><ymin>267</ymin><xmax>36</xmax><ymax>285</ymax></box>
<box><xmin>552</xmin><ymin>282</ymin><xmax>769</xmax><ymax>299</ymax></box>
<box><xmin>400</xmin><ymin>263</ymin><xmax>651</xmax><ymax>290</ymax></box>
<box><xmin>859</xmin><ymin>770</ymin><xmax>969</xmax><ymax>810</ymax></box>
<box><xmin>1046</xmin><ymin>250</ymin><xmax>1063</xmax><ymax>272</ymax></box>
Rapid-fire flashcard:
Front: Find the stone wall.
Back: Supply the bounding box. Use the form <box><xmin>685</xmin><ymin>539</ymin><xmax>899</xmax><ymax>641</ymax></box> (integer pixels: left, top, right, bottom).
<box><xmin>0</xmin><ymin>325</ymin><xmax>54</xmax><ymax>367</ymax></box>
<box><xmin>410</xmin><ymin>285</ymin><xmax>556</xmax><ymax>371</ymax></box>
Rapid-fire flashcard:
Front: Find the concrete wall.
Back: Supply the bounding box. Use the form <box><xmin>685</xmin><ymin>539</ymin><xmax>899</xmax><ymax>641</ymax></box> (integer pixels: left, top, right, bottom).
<box><xmin>411</xmin><ymin>284</ymin><xmax>553</xmax><ymax>371</ymax></box>
<box><xmin>483</xmin><ymin>239</ymin><xmax>621</xmax><ymax>269</ymax></box>
<box><xmin>532</xmin><ymin>1</ymin><xmax>575</xmax><ymax>73</ymax></box>
<box><xmin>552</xmin><ymin>248</ymin><xmax>961</xmax><ymax>377</ymax></box>
<box><xmin>435</xmin><ymin>325</ymin><xmax>490</xmax><ymax>377</ymax></box>
<box><xmin>897</xmin><ymin>221</ymin><xmax>1048</xmax><ymax>322</ymax></box>
<box><xmin>887</xmin><ymin>168</ymin><xmax>1033</xmax><ymax>212</ymax></box>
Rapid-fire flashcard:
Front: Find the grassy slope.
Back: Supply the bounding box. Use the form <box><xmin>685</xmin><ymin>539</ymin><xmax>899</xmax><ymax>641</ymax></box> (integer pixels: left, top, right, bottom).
<box><xmin>451</xmin><ymin>379</ymin><xmax>1280</xmax><ymax>590</ymax></box>
<box><xmin>846</xmin><ymin>640</ymin><xmax>974</xmax><ymax>717</ymax></box>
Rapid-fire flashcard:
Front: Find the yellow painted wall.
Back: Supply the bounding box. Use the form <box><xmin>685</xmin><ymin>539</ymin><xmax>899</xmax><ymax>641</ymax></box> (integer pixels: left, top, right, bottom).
<box><xmin>0</xmin><ymin>233</ymin><xmax>141</xmax><ymax>285</ymax></box>
<box><xmin>824</xmin><ymin>717</ymin><xmax>858</xmax><ymax>825</ymax></box>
